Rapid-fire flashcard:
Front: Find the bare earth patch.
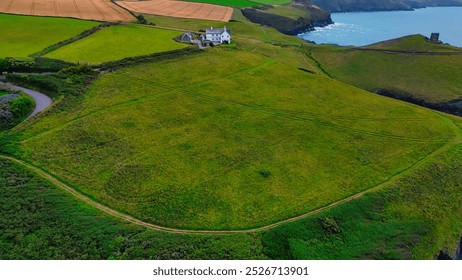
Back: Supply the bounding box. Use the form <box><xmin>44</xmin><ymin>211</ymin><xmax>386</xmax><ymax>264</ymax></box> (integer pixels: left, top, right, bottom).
<box><xmin>116</xmin><ymin>0</ymin><xmax>234</xmax><ymax>22</ymax></box>
<box><xmin>0</xmin><ymin>0</ymin><xmax>134</xmax><ymax>22</ymax></box>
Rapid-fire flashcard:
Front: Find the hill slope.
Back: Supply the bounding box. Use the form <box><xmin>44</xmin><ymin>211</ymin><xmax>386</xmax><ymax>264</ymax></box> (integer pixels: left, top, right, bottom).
<box><xmin>310</xmin><ymin>35</ymin><xmax>462</xmax><ymax>114</ymax></box>
<box><xmin>14</xmin><ymin>45</ymin><xmax>459</xmax><ymax>230</ymax></box>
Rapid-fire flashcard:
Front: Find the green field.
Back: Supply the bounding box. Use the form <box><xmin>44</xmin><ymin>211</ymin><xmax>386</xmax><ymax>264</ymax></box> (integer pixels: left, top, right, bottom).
<box><xmin>182</xmin><ymin>0</ymin><xmax>259</xmax><ymax>7</ymax></box>
<box><xmin>15</xmin><ymin>45</ymin><xmax>460</xmax><ymax>230</ymax></box>
<box><xmin>0</xmin><ymin>158</ymin><xmax>264</xmax><ymax>260</ymax></box>
<box><xmin>253</xmin><ymin>0</ymin><xmax>293</xmax><ymax>4</ymax></box>
<box><xmin>263</xmin><ymin>5</ymin><xmax>308</xmax><ymax>19</ymax></box>
<box><xmin>311</xmin><ymin>35</ymin><xmax>462</xmax><ymax>103</ymax></box>
<box><xmin>1</xmin><ymin>125</ymin><xmax>461</xmax><ymax>259</ymax></box>
<box><xmin>1</xmin><ymin>9</ymin><xmax>462</xmax><ymax>260</ymax></box>
<box><xmin>183</xmin><ymin>0</ymin><xmax>291</xmax><ymax>6</ymax></box>
<box><xmin>263</xmin><ymin>141</ymin><xmax>462</xmax><ymax>259</ymax></box>
<box><xmin>0</xmin><ymin>14</ymin><xmax>98</xmax><ymax>58</ymax></box>
<box><xmin>366</xmin><ymin>35</ymin><xmax>462</xmax><ymax>52</ymax></box>
<box><xmin>45</xmin><ymin>25</ymin><xmax>186</xmax><ymax>64</ymax></box>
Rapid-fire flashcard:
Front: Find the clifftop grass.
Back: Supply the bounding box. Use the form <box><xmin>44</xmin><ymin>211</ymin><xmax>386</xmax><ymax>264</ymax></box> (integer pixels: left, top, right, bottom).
<box><xmin>311</xmin><ymin>35</ymin><xmax>462</xmax><ymax>103</ymax></box>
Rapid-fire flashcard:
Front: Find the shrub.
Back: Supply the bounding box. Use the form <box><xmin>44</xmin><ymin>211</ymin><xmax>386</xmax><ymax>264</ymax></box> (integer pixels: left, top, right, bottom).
<box><xmin>58</xmin><ymin>64</ymin><xmax>95</xmax><ymax>76</ymax></box>
<box><xmin>136</xmin><ymin>15</ymin><xmax>148</xmax><ymax>24</ymax></box>
<box><xmin>9</xmin><ymin>95</ymin><xmax>34</xmax><ymax>116</ymax></box>
<box><xmin>318</xmin><ymin>217</ymin><xmax>341</xmax><ymax>235</ymax></box>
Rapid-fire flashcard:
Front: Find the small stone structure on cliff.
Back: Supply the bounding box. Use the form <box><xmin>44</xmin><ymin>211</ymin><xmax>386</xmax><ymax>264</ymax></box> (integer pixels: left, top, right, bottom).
<box><xmin>429</xmin><ymin>33</ymin><xmax>442</xmax><ymax>44</ymax></box>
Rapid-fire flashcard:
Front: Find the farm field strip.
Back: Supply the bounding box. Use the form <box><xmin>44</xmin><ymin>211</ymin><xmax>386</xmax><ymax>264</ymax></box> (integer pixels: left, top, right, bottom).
<box><xmin>44</xmin><ymin>25</ymin><xmax>186</xmax><ymax>64</ymax></box>
<box><xmin>0</xmin><ymin>13</ymin><xmax>100</xmax><ymax>58</ymax></box>
<box><xmin>116</xmin><ymin>0</ymin><xmax>234</xmax><ymax>22</ymax></box>
<box><xmin>0</xmin><ymin>0</ymin><xmax>134</xmax><ymax>22</ymax></box>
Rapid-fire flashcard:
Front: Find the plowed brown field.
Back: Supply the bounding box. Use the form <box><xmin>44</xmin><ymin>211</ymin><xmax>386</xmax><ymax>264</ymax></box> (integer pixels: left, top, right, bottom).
<box><xmin>116</xmin><ymin>0</ymin><xmax>234</xmax><ymax>22</ymax></box>
<box><xmin>0</xmin><ymin>0</ymin><xmax>134</xmax><ymax>22</ymax></box>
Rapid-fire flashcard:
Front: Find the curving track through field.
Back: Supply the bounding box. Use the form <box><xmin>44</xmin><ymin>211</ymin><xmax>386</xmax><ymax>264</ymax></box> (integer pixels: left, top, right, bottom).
<box><xmin>1</xmin><ymin>116</ymin><xmax>460</xmax><ymax>234</ymax></box>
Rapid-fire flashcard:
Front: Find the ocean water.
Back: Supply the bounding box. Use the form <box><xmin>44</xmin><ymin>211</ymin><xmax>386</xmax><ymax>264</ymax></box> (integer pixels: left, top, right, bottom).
<box><xmin>298</xmin><ymin>6</ymin><xmax>462</xmax><ymax>47</ymax></box>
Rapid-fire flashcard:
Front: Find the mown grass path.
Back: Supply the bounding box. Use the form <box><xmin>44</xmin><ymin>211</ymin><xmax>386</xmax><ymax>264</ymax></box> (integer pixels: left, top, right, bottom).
<box><xmin>1</xmin><ymin>112</ymin><xmax>460</xmax><ymax>234</ymax></box>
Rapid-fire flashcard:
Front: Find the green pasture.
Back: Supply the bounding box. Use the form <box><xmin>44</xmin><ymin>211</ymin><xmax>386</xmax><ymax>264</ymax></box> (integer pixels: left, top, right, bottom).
<box><xmin>0</xmin><ymin>14</ymin><xmax>98</xmax><ymax>58</ymax></box>
<box><xmin>182</xmin><ymin>0</ymin><xmax>259</xmax><ymax>7</ymax></box>
<box><xmin>1</xmin><ymin>8</ymin><xmax>461</xmax><ymax>260</ymax></box>
<box><xmin>16</xmin><ymin>48</ymin><xmax>458</xmax><ymax>230</ymax></box>
<box><xmin>1</xmin><ymin>118</ymin><xmax>461</xmax><ymax>259</ymax></box>
<box><xmin>263</xmin><ymin>5</ymin><xmax>308</xmax><ymax>19</ymax></box>
<box><xmin>45</xmin><ymin>25</ymin><xmax>185</xmax><ymax>64</ymax></box>
<box><xmin>366</xmin><ymin>35</ymin><xmax>462</xmax><ymax>52</ymax></box>
<box><xmin>253</xmin><ymin>0</ymin><xmax>292</xmax><ymax>4</ymax></box>
<box><xmin>311</xmin><ymin>36</ymin><xmax>462</xmax><ymax>103</ymax></box>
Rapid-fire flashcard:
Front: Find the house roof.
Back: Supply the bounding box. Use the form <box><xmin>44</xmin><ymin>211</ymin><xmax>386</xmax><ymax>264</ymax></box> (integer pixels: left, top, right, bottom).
<box><xmin>180</xmin><ymin>32</ymin><xmax>193</xmax><ymax>40</ymax></box>
<box><xmin>206</xmin><ymin>26</ymin><xmax>231</xmax><ymax>35</ymax></box>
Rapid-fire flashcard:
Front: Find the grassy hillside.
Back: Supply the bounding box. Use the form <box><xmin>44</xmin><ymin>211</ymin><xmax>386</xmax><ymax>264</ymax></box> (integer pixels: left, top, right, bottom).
<box><xmin>0</xmin><ymin>14</ymin><xmax>99</xmax><ymax>58</ymax></box>
<box><xmin>365</xmin><ymin>35</ymin><xmax>462</xmax><ymax>52</ymax></box>
<box><xmin>1</xmin><ymin>8</ymin><xmax>461</xmax><ymax>260</ymax></box>
<box><xmin>13</xmin><ymin>45</ymin><xmax>459</xmax><ymax>230</ymax></box>
<box><xmin>182</xmin><ymin>0</ymin><xmax>258</xmax><ymax>7</ymax></box>
<box><xmin>311</xmin><ymin>35</ymin><xmax>462</xmax><ymax>103</ymax></box>
<box><xmin>263</xmin><ymin>5</ymin><xmax>308</xmax><ymax>19</ymax></box>
<box><xmin>1</xmin><ymin>118</ymin><xmax>461</xmax><ymax>259</ymax></box>
<box><xmin>0</xmin><ymin>158</ymin><xmax>264</xmax><ymax>259</ymax></box>
<box><xmin>44</xmin><ymin>25</ymin><xmax>185</xmax><ymax>64</ymax></box>
<box><xmin>254</xmin><ymin>0</ymin><xmax>292</xmax><ymax>4</ymax></box>
<box><xmin>263</xmin><ymin>144</ymin><xmax>462</xmax><ymax>259</ymax></box>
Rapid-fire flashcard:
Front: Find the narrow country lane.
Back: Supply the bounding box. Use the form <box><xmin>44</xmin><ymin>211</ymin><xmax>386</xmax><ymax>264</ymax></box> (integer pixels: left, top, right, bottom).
<box><xmin>0</xmin><ymin>82</ymin><xmax>52</xmax><ymax>119</ymax></box>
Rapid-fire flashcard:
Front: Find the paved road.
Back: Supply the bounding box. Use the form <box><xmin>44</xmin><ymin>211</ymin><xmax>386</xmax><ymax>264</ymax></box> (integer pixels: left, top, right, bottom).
<box><xmin>0</xmin><ymin>82</ymin><xmax>52</xmax><ymax>120</ymax></box>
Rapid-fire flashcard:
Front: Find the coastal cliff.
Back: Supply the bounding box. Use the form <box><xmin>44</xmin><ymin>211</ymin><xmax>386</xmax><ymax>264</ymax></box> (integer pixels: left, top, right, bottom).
<box><xmin>242</xmin><ymin>2</ymin><xmax>332</xmax><ymax>35</ymax></box>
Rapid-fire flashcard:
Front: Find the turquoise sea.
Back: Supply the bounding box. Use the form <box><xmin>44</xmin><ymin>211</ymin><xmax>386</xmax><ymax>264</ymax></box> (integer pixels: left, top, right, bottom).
<box><xmin>298</xmin><ymin>6</ymin><xmax>462</xmax><ymax>47</ymax></box>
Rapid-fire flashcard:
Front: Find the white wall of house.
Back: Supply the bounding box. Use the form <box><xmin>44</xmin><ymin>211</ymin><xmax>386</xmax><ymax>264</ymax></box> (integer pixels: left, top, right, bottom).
<box><xmin>205</xmin><ymin>28</ymin><xmax>231</xmax><ymax>44</ymax></box>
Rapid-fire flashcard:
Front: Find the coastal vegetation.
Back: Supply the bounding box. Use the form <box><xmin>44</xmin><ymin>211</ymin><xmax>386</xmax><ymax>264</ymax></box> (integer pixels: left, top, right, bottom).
<box><xmin>311</xmin><ymin>35</ymin><xmax>462</xmax><ymax>104</ymax></box>
<box><xmin>13</xmin><ymin>45</ymin><xmax>459</xmax><ymax>230</ymax></box>
<box><xmin>0</xmin><ymin>8</ymin><xmax>461</xmax><ymax>260</ymax></box>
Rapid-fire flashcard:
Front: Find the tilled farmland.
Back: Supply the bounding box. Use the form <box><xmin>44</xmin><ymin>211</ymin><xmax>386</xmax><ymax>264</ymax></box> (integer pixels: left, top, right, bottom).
<box><xmin>116</xmin><ymin>0</ymin><xmax>234</xmax><ymax>22</ymax></box>
<box><xmin>0</xmin><ymin>0</ymin><xmax>135</xmax><ymax>22</ymax></box>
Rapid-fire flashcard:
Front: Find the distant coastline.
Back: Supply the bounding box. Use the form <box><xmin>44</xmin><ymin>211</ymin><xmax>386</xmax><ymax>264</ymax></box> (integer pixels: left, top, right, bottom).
<box><xmin>308</xmin><ymin>0</ymin><xmax>462</xmax><ymax>13</ymax></box>
<box><xmin>298</xmin><ymin>6</ymin><xmax>462</xmax><ymax>47</ymax></box>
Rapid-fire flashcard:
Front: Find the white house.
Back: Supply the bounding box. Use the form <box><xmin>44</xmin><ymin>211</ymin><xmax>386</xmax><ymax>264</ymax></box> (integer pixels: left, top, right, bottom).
<box><xmin>205</xmin><ymin>26</ymin><xmax>231</xmax><ymax>45</ymax></box>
